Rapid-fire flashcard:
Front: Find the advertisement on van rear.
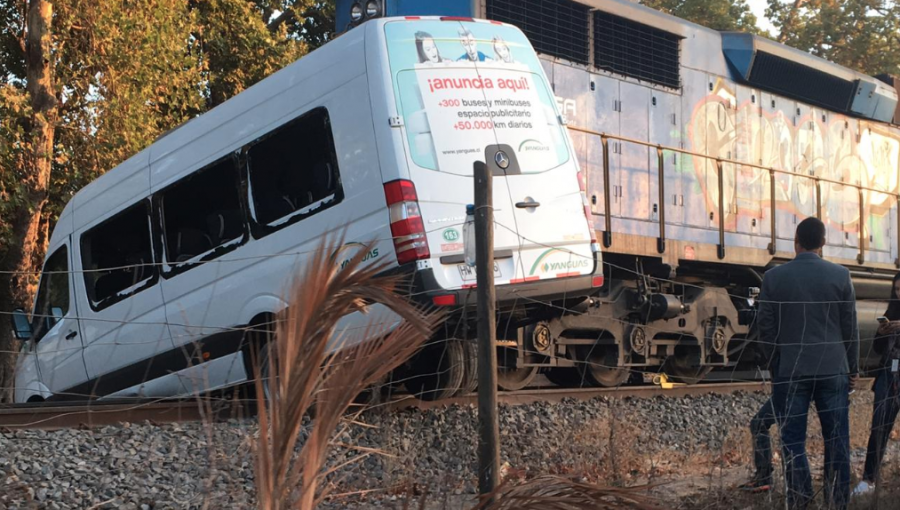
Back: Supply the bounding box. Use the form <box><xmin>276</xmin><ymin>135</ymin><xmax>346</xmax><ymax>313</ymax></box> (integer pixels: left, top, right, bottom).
<box><xmin>385</xmin><ymin>21</ymin><xmax>569</xmax><ymax>175</ymax></box>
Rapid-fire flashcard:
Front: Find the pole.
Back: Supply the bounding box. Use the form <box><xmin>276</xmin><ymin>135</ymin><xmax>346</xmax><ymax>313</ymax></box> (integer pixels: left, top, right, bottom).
<box><xmin>474</xmin><ymin>160</ymin><xmax>500</xmax><ymax>497</ymax></box>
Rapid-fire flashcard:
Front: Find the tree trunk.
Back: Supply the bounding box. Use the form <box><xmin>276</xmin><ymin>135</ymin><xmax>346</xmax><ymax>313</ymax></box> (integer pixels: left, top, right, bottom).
<box><xmin>0</xmin><ymin>0</ymin><xmax>57</xmax><ymax>403</ymax></box>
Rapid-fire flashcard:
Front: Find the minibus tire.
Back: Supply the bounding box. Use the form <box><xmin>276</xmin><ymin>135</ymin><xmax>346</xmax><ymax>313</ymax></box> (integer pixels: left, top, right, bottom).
<box><xmin>404</xmin><ymin>339</ymin><xmax>464</xmax><ymax>401</ymax></box>
<box><xmin>241</xmin><ymin>315</ymin><xmax>275</xmax><ymax>386</ymax></box>
<box><xmin>457</xmin><ymin>339</ymin><xmax>478</xmax><ymax>395</ymax></box>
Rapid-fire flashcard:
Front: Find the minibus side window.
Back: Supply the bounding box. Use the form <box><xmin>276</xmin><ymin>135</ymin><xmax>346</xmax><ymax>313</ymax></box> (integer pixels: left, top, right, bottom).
<box><xmin>159</xmin><ymin>156</ymin><xmax>245</xmax><ymax>271</ymax></box>
<box><xmin>246</xmin><ymin>107</ymin><xmax>343</xmax><ymax>232</ymax></box>
<box><xmin>31</xmin><ymin>246</ymin><xmax>69</xmax><ymax>342</ymax></box>
<box><xmin>80</xmin><ymin>201</ymin><xmax>157</xmax><ymax>311</ymax></box>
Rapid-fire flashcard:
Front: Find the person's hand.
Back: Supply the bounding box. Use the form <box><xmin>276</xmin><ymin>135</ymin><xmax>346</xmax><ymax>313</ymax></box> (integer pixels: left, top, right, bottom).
<box><xmin>888</xmin><ymin>321</ymin><xmax>900</xmax><ymax>333</ymax></box>
<box><xmin>849</xmin><ymin>373</ymin><xmax>860</xmax><ymax>391</ymax></box>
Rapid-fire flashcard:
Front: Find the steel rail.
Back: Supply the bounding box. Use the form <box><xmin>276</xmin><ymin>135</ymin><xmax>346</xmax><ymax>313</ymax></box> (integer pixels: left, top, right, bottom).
<box><xmin>2</xmin><ymin>379</ymin><xmax>874</xmax><ymax>429</ymax></box>
<box><xmin>0</xmin><ymin>399</ymin><xmax>238</xmax><ymax>430</ymax></box>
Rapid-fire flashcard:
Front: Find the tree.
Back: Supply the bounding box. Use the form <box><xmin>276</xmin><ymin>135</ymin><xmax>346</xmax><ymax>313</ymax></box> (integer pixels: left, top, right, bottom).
<box><xmin>0</xmin><ymin>0</ymin><xmax>57</xmax><ymax>402</ymax></box>
<box><xmin>766</xmin><ymin>0</ymin><xmax>900</xmax><ymax>76</ymax></box>
<box><xmin>641</xmin><ymin>0</ymin><xmax>762</xmax><ymax>33</ymax></box>
<box><xmin>193</xmin><ymin>0</ymin><xmax>333</xmax><ymax>108</ymax></box>
<box><xmin>0</xmin><ymin>0</ymin><xmax>206</xmax><ymax>401</ymax></box>
<box><xmin>0</xmin><ymin>0</ymin><xmax>335</xmax><ymax>401</ymax></box>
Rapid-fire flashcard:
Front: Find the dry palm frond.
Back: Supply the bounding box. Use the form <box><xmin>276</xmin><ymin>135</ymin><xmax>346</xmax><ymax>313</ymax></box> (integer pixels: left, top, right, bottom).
<box><xmin>253</xmin><ymin>234</ymin><xmax>443</xmax><ymax>510</ymax></box>
<box><xmin>472</xmin><ymin>476</ymin><xmax>666</xmax><ymax>510</ymax></box>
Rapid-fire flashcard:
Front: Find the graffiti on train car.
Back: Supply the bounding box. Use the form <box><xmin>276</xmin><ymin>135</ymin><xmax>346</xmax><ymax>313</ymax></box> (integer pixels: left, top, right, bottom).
<box><xmin>688</xmin><ymin>79</ymin><xmax>900</xmax><ymax>247</ymax></box>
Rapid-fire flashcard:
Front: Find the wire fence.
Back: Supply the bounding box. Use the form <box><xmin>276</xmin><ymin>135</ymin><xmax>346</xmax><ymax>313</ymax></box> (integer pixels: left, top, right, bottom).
<box><xmin>1</xmin><ymin>220</ymin><xmax>899</xmax><ymax>509</ymax></box>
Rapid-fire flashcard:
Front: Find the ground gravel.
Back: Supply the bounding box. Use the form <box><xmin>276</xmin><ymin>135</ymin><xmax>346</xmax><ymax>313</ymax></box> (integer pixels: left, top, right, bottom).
<box><xmin>0</xmin><ymin>390</ymin><xmax>890</xmax><ymax>509</ymax></box>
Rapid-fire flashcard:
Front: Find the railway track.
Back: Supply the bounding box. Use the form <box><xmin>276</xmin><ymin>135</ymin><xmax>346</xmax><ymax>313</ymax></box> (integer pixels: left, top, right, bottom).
<box><xmin>0</xmin><ymin>398</ymin><xmax>243</xmax><ymax>430</ymax></box>
<box><xmin>0</xmin><ymin>379</ymin><xmax>808</xmax><ymax>430</ymax></box>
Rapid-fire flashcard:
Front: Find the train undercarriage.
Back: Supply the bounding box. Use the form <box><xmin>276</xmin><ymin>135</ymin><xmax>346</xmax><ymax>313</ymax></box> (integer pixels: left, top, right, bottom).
<box><xmin>400</xmin><ymin>253</ymin><xmax>890</xmax><ymax>400</ymax></box>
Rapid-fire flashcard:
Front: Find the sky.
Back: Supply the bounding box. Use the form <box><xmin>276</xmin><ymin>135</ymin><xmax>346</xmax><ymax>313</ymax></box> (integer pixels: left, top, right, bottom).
<box><xmin>747</xmin><ymin>0</ymin><xmax>777</xmax><ymax>34</ymax></box>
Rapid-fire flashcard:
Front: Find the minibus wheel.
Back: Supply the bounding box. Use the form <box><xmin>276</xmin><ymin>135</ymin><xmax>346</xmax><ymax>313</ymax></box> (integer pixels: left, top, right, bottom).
<box><xmin>457</xmin><ymin>339</ymin><xmax>478</xmax><ymax>396</ymax></box>
<box><xmin>404</xmin><ymin>338</ymin><xmax>465</xmax><ymax>401</ymax></box>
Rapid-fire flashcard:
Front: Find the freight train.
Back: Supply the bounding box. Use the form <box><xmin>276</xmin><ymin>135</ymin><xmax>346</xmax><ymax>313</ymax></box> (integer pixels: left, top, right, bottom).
<box><xmin>338</xmin><ymin>0</ymin><xmax>900</xmax><ymax>392</ymax></box>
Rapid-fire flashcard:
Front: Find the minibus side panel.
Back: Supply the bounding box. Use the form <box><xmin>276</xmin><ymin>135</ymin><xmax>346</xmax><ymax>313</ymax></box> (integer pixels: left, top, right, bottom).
<box><xmin>72</xmin><ymin>199</ymin><xmax>175</xmax><ymax>399</ymax></box>
<box><xmin>366</xmin><ymin>20</ymin><xmax>413</xmax><ymax>184</ymax></box>
<box><xmin>155</xmin><ymin>73</ymin><xmax>394</xmax><ymax>380</ymax></box>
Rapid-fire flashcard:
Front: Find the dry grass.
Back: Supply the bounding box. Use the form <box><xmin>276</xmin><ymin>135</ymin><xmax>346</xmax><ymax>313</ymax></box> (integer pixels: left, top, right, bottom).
<box><xmin>471</xmin><ymin>476</ymin><xmax>665</xmax><ymax>510</ymax></box>
<box><xmin>252</xmin><ymin>236</ymin><xmax>443</xmax><ymax>510</ymax></box>
<box><xmin>248</xmin><ymin>235</ymin><xmax>668</xmax><ymax>510</ymax></box>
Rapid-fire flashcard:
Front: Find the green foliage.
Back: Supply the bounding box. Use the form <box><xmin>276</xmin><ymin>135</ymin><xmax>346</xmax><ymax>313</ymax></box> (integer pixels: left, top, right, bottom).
<box><xmin>640</xmin><ymin>0</ymin><xmax>762</xmax><ymax>33</ymax></box>
<box><xmin>0</xmin><ymin>0</ymin><xmax>335</xmax><ymax>263</ymax></box>
<box><xmin>52</xmin><ymin>0</ymin><xmax>206</xmax><ymax>194</ymax></box>
<box><xmin>193</xmin><ymin>0</ymin><xmax>333</xmax><ymax>108</ymax></box>
<box><xmin>766</xmin><ymin>0</ymin><xmax>900</xmax><ymax>76</ymax></box>
<box><xmin>0</xmin><ymin>85</ymin><xmax>30</xmax><ymax>253</ymax></box>
<box><xmin>194</xmin><ymin>0</ymin><xmax>306</xmax><ymax>107</ymax></box>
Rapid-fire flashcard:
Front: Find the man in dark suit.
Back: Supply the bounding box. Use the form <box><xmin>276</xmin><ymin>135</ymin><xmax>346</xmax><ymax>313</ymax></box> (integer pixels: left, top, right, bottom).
<box><xmin>757</xmin><ymin>217</ymin><xmax>859</xmax><ymax>510</ymax></box>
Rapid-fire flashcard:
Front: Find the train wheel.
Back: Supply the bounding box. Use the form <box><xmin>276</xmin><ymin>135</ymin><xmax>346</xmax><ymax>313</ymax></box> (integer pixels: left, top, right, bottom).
<box><xmin>544</xmin><ymin>367</ymin><xmax>585</xmax><ymax>387</ymax></box>
<box><xmin>404</xmin><ymin>339</ymin><xmax>465</xmax><ymax>401</ymax></box>
<box><xmin>662</xmin><ymin>353</ymin><xmax>712</xmax><ymax>385</ymax></box>
<box><xmin>576</xmin><ymin>345</ymin><xmax>630</xmax><ymax>387</ymax></box>
<box><xmin>496</xmin><ymin>346</ymin><xmax>538</xmax><ymax>391</ymax></box>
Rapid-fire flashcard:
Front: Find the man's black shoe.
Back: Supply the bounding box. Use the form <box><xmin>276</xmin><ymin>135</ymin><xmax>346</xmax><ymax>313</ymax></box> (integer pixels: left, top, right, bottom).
<box><xmin>738</xmin><ymin>476</ymin><xmax>773</xmax><ymax>493</ymax></box>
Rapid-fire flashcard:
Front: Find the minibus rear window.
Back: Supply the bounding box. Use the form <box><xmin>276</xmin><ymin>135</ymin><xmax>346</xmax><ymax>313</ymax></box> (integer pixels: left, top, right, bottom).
<box><xmin>247</xmin><ymin>107</ymin><xmax>343</xmax><ymax>229</ymax></box>
<box><xmin>80</xmin><ymin>201</ymin><xmax>157</xmax><ymax>311</ymax></box>
<box><xmin>385</xmin><ymin>21</ymin><xmax>570</xmax><ymax>175</ymax></box>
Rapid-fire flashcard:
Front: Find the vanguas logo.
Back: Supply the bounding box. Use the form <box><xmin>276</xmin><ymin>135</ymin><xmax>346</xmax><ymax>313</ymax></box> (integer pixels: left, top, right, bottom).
<box><xmin>529</xmin><ymin>248</ymin><xmax>591</xmax><ymax>275</ymax></box>
<box><xmin>540</xmin><ymin>260</ymin><xmax>590</xmax><ymax>273</ymax></box>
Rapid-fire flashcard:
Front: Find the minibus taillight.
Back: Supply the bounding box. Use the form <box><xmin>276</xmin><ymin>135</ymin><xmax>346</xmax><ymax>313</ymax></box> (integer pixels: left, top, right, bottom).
<box><xmin>384</xmin><ymin>180</ymin><xmax>430</xmax><ymax>265</ymax></box>
<box><xmin>577</xmin><ymin>171</ymin><xmax>598</xmax><ymax>246</ymax></box>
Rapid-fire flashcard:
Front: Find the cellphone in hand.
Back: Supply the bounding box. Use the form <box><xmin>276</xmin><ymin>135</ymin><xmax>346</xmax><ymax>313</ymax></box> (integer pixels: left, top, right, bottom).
<box><xmin>877</xmin><ymin>316</ymin><xmax>889</xmax><ymax>324</ymax></box>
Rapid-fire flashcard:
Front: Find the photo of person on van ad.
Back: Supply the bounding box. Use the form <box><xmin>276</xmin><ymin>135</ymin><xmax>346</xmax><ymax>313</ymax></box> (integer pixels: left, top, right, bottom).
<box><xmin>386</xmin><ymin>21</ymin><xmax>569</xmax><ymax>175</ymax></box>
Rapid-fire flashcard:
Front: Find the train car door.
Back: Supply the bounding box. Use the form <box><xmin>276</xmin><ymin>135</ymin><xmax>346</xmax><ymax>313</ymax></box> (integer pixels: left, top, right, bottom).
<box><xmin>860</xmin><ymin>121</ymin><xmax>898</xmax><ymax>255</ymax></box>
<box><xmin>650</xmin><ymin>90</ymin><xmax>682</xmax><ymax>226</ymax></box>
<box><xmin>794</xmin><ymin>102</ymin><xmax>818</xmax><ymax>223</ymax></box>
<box><xmin>588</xmin><ymin>73</ymin><xmax>620</xmax><ymax>220</ymax></box>
<box><xmin>843</xmin><ymin>119</ymin><xmax>862</xmax><ymax>252</ymax></box>
<box><xmin>618</xmin><ymin>81</ymin><xmax>651</xmax><ymax>222</ymax></box>
<box><xmin>734</xmin><ymin>85</ymin><xmax>765</xmax><ymax>238</ymax></box>
<box><xmin>552</xmin><ymin>63</ymin><xmax>599</xmax><ymax>230</ymax></box>
<box><xmin>760</xmin><ymin>92</ymin><xmax>798</xmax><ymax>248</ymax></box>
<box><xmin>824</xmin><ymin>114</ymin><xmax>853</xmax><ymax>249</ymax></box>
<box><xmin>681</xmin><ymin>69</ymin><xmax>712</xmax><ymax>230</ymax></box>
<box><xmin>706</xmin><ymin>79</ymin><xmax>737</xmax><ymax>233</ymax></box>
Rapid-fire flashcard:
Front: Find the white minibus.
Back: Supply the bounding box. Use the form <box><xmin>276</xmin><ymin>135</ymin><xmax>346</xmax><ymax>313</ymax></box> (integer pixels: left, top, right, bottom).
<box><xmin>11</xmin><ymin>17</ymin><xmax>601</xmax><ymax>403</ymax></box>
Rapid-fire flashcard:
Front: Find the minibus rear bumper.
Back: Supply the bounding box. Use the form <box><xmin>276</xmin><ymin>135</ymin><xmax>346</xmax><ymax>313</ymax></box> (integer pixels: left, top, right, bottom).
<box><xmin>407</xmin><ymin>266</ymin><xmax>601</xmax><ymax>312</ymax></box>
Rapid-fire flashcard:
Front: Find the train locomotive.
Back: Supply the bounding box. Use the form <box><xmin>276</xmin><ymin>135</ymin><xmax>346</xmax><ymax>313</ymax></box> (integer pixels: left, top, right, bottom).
<box><xmin>340</xmin><ymin>0</ymin><xmax>900</xmax><ymax>389</ymax></box>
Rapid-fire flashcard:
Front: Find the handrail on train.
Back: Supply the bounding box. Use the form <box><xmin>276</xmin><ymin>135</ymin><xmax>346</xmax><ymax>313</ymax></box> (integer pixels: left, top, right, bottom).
<box><xmin>566</xmin><ymin>125</ymin><xmax>900</xmax><ymax>267</ymax></box>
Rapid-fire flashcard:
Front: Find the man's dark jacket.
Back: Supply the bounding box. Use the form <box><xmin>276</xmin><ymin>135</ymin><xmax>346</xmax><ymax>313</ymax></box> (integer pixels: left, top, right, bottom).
<box><xmin>757</xmin><ymin>252</ymin><xmax>859</xmax><ymax>379</ymax></box>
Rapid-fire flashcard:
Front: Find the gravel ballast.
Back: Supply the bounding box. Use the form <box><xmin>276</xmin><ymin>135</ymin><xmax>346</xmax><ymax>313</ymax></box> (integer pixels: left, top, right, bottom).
<box><xmin>1</xmin><ymin>390</ymin><xmax>894</xmax><ymax>509</ymax></box>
